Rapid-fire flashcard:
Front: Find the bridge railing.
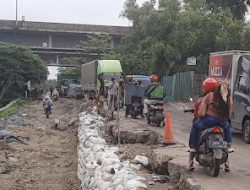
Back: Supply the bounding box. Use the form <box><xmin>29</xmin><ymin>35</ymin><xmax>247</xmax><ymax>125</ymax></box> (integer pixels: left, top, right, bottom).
<box><xmin>0</xmin><ymin>20</ymin><xmax>131</xmax><ymax>35</ymax></box>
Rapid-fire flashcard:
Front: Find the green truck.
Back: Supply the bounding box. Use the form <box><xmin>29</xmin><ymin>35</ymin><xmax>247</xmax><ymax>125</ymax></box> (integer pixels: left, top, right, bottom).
<box><xmin>57</xmin><ymin>73</ymin><xmax>81</xmax><ymax>97</ymax></box>
<box><xmin>80</xmin><ymin>60</ymin><xmax>123</xmax><ymax>98</ymax></box>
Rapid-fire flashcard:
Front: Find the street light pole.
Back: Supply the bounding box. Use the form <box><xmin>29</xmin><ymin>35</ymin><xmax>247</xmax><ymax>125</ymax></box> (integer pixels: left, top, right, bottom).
<box><xmin>15</xmin><ymin>0</ymin><xmax>18</xmax><ymax>27</ymax></box>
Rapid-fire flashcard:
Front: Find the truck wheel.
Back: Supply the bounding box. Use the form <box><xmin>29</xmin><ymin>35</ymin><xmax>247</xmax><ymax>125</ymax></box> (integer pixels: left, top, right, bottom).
<box><xmin>209</xmin><ymin>158</ymin><xmax>220</xmax><ymax>177</ymax></box>
<box><xmin>243</xmin><ymin>120</ymin><xmax>250</xmax><ymax>144</ymax></box>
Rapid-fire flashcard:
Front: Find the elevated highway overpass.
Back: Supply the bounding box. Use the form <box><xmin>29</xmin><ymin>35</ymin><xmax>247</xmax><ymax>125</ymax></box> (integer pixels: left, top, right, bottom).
<box><xmin>0</xmin><ymin>20</ymin><xmax>131</xmax><ymax>66</ymax></box>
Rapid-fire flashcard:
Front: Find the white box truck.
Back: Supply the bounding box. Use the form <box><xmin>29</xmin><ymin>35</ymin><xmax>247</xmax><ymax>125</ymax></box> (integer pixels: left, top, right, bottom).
<box><xmin>209</xmin><ymin>50</ymin><xmax>250</xmax><ymax>143</ymax></box>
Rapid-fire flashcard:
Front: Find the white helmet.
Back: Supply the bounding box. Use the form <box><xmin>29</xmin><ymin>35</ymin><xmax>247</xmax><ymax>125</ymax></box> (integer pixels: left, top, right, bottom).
<box><xmin>44</xmin><ymin>95</ymin><xmax>49</xmax><ymax>100</ymax></box>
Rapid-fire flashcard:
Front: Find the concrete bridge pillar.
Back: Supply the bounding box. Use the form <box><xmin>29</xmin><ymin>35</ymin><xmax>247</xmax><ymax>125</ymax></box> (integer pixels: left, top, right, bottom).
<box><xmin>49</xmin><ymin>35</ymin><xmax>53</xmax><ymax>48</ymax></box>
<box><xmin>111</xmin><ymin>38</ymin><xmax>115</xmax><ymax>49</ymax></box>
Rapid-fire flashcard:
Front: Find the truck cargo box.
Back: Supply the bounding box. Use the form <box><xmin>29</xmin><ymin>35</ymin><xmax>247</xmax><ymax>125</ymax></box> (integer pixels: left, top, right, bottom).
<box><xmin>209</xmin><ymin>50</ymin><xmax>250</xmax><ymax>94</ymax></box>
<box><xmin>80</xmin><ymin>61</ymin><xmax>97</xmax><ymax>91</ymax></box>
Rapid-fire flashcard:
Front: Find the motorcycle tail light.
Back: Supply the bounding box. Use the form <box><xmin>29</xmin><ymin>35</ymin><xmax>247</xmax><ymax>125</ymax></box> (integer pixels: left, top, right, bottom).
<box><xmin>212</xmin><ymin>127</ymin><xmax>222</xmax><ymax>134</ymax></box>
<box><xmin>132</xmin><ymin>97</ymin><xmax>141</xmax><ymax>101</ymax></box>
<box><xmin>157</xmin><ymin>105</ymin><xmax>164</xmax><ymax>110</ymax></box>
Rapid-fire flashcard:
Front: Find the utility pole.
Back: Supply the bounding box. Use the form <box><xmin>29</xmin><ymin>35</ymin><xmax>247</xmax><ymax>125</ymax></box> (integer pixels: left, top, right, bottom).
<box><xmin>15</xmin><ymin>0</ymin><xmax>18</xmax><ymax>27</ymax></box>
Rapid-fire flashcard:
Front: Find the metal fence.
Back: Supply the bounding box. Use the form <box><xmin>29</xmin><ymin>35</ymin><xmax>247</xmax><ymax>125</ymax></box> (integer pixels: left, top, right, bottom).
<box><xmin>162</xmin><ymin>71</ymin><xmax>206</xmax><ymax>102</ymax></box>
<box><xmin>162</xmin><ymin>76</ymin><xmax>174</xmax><ymax>102</ymax></box>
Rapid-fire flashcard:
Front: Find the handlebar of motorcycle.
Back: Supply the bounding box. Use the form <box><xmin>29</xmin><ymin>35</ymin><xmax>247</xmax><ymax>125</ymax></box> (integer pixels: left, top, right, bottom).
<box><xmin>183</xmin><ymin>109</ymin><xmax>194</xmax><ymax>113</ymax></box>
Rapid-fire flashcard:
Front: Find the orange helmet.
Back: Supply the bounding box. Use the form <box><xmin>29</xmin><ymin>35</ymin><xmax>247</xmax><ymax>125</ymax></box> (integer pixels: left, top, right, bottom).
<box><xmin>202</xmin><ymin>77</ymin><xmax>219</xmax><ymax>93</ymax></box>
<box><xmin>150</xmin><ymin>74</ymin><xmax>159</xmax><ymax>82</ymax></box>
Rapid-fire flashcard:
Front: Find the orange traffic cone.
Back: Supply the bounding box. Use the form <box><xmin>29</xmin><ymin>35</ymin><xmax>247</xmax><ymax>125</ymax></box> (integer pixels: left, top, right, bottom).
<box><xmin>163</xmin><ymin>112</ymin><xmax>176</xmax><ymax>145</ymax></box>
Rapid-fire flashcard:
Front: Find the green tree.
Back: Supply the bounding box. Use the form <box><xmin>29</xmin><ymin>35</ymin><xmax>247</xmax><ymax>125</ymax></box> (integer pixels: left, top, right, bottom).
<box><xmin>57</xmin><ymin>67</ymin><xmax>81</xmax><ymax>76</ymax></box>
<box><xmin>120</xmin><ymin>0</ymin><xmax>183</xmax><ymax>76</ymax></box>
<box><xmin>0</xmin><ymin>43</ymin><xmax>47</xmax><ymax>101</ymax></box>
<box><xmin>57</xmin><ymin>57</ymin><xmax>85</xmax><ymax>77</ymax></box>
<box><xmin>79</xmin><ymin>34</ymin><xmax>113</xmax><ymax>56</ymax></box>
<box><xmin>205</xmin><ymin>0</ymin><xmax>250</xmax><ymax>20</ymax></box>
<box><xmin>120</xmin><ymin>0</ymin><xmax>249</xmax><ymax>76</ymax></box>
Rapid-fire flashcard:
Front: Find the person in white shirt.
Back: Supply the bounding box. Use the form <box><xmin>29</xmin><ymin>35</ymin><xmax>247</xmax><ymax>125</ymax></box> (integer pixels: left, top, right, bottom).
<box><xmin>108</xmin><ymin>78</ymin><xmax>118</xmax><ymax>109</ymax></box>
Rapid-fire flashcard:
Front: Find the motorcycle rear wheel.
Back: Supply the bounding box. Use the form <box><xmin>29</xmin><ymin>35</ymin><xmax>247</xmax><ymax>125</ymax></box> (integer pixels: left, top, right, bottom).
<box><xmin>46</xmin><ymin>111</ymin><xmax>49</xmax><ymax>119</ymax></box>
<box><xmin>209</xmin><ymin>158</ymin><xmax>220</xmax><ymax>177</ymax></box>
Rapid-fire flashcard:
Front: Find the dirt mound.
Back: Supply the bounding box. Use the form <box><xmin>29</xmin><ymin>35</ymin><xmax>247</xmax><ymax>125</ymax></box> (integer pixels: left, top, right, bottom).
<box><xmin>51</xmin><ymin>99</ymin><xmax>95</xmax><ymax>131</ymax></box>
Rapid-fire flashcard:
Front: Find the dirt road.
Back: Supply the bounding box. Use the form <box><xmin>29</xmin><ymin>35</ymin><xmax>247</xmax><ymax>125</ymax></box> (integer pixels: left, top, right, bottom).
<box><xmin>121</xmin><ymin>102</ymin><xmax>250</xmax><ymax>190</ymax></box>
<box><xmin>0</xmin><ymin>99</ymin><xmax>81</xmax><ymax>190</ymax></box>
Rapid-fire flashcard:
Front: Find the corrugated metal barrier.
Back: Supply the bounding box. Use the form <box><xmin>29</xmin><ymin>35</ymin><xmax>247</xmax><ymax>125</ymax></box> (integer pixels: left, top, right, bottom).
<box><xmin>162</xmin><ymin>71</ymin><xmax>206</xmax><ymax>102</ymax></box>
<box><xmin>162</xmin><ymin>76</ymin><xmax>174</xmax><ymax>102</ymax></box>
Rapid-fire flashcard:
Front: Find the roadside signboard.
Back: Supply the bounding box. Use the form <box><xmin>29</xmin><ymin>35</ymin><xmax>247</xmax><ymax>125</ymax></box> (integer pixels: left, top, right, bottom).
<box><xmin>187</xmin><ymin>57</ymin><xmax>197</xmax><ymax>66</ymax></box>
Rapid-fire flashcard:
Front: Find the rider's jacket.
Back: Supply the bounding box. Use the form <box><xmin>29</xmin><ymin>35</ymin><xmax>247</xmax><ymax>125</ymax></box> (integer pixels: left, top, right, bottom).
<box><xmin>43</xmin><ymin>99</ymin><xmax>53</xmax><ymax>109</ymax></box>
<box><xmin>199</xmin><ymin>92</ymin><xmax>233</xmax><ymax>119</ymax></box>
<box><xmin>145</xmin><ymin>84</ymin><xmax>165</xmax><ymax>100</ymax></box>
<box><xmin>193</xmin><ymin>97</ymin><xmax>202</xmax><ymax>120</ymax></box>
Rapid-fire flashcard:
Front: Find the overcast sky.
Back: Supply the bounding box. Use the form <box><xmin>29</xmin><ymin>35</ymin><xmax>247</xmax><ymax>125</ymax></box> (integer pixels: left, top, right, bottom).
<box><xmin>0</xmin><ymin>0</ymin><xmax>146</xmax><ymax>26</ymax></box>
<box><xmin>1</xmin><ymin>1</ymin><xmax>249</xmax><ymax>79</ymax></box>
<box><xmin>0</xmin><ymin>0</ymin><xmax>147</xmax><ymax>79</ymax></box>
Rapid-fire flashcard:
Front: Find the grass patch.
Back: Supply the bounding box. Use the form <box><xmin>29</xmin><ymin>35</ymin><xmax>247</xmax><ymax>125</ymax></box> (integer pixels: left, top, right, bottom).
<box><xmin>0</xmin><ymin>99</ymin><xmax>27</xmax><ymax>119</ymax></box>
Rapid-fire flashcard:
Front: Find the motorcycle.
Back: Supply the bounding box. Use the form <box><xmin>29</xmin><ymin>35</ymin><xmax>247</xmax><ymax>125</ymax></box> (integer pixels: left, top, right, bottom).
<box><xmin>53</xmin><ymin>95</ymin><xmax>58</xmax><ymax>101</ymax></box>
<box><xmin>147</xmin><ymin>101</ymin><xmax>164</xmax><ymax>127</ymax></box>
<box><xmin>130</xmin><ymin>96</ymin><xmax>143</xmax><ymax>119</ymax></box>
<box><xmin>184</xmin><ymin>109</ymin><xmax>229</xmax><ymax>177</ymax></box>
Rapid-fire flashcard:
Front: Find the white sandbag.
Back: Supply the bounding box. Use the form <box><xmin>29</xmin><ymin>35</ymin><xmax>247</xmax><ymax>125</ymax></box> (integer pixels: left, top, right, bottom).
<box><xmin>125</xmin><ymin>179</ymin><xmax>148</xmax><ymax>189</ymax></box>
<box><xmin>101</xmin><ymin>172</ymin><xmax>114</xmax><ymax>181</ymax></box>
<box><xmin>97</xmin><ymin>181</ymin><xmax>111</xmax><ymax>190</ymax></box>
<box><xmin>113</xmin><ymin>184</ymin><xmax>125</xmax><ymax>190</ymax></box>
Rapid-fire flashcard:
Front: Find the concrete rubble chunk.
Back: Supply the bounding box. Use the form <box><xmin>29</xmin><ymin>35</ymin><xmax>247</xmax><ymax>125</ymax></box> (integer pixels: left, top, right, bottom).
<box><xmin>133</xmin><ymin>155</ymin><xmax>149</xmax><ymax>167</ymax></box>
<box><xmin>147</xmin><ymin>145</ymin><xmax>206</xmax><ymax>190</ymax></box>
<box><xmin>168</xmin><ymin>157</ymin><xmax>188</xmax><ymax>183</ymax></box>
<box><xmin>21</xmin><ymin>113</ymin><xmax>28</xmax><ymax>117</ymax></box>
<box><xmin>152</xmin><ymin>175</ymin><xmax>169</xmax><ymax>183</ymax></box>
<box><xmin>68</xmin><ymin>117</ymin><xmax>79</xmax><ymax>126</ymax></box>
<box><xmin>7</xmin><ymin>157</ymin><xmax>18</xmax><ymax>163</ymax></box>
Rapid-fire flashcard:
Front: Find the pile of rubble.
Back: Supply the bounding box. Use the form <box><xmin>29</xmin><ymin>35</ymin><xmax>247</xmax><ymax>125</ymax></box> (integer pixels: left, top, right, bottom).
<box><xmin>77</xmin><ymin>111</ymin><xmax>148</xmax><ymax>190</ymax></box>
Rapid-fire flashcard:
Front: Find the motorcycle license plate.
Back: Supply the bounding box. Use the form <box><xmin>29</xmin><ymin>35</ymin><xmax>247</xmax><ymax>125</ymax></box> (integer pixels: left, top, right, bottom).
<box><xmin>209</xmin><ymin>141</ymin><xmax>227</xmax><ymax>149</ymax></box>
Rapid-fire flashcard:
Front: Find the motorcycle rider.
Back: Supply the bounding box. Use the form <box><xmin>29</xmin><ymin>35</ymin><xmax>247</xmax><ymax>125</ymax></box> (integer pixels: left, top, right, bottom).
<box><xmin>144</xmin><ymin>74</ymin><xmax>165</xmax><ymax>117</ymax></box>
<box><xmin>43</xmin><ymin>95</ymin><xmax>53</xmax><ymax>114</ymax></box>
<box><xmin>188</xmin><ymin>79</ymin><xmax>234</xmax><ymax>171</ymax></box>
<box><xmin>52</xmin><ymin>88</ymin><xmax>59</xmax><ymax>100</ymax></box>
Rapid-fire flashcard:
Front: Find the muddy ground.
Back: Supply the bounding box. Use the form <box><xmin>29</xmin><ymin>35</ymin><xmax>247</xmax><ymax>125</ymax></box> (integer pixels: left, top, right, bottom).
<box><xmin>0</xmin><ymin>99</ymin><xmax>86</xmax><ymax>190</ymax></box>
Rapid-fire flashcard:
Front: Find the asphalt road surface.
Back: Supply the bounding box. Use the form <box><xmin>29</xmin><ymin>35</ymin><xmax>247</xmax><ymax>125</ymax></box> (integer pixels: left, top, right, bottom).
<box><xmin>121</xmin><ymin>102</ymin><xmax>250</xmax><ymax>190</ymax></box>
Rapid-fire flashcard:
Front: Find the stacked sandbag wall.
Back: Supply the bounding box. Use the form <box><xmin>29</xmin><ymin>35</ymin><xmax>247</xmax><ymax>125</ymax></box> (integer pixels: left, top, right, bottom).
<box><xmin>77</xmin><ymin>112</ymin><xmax>147</xmax><ymax>190</ymax></box>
